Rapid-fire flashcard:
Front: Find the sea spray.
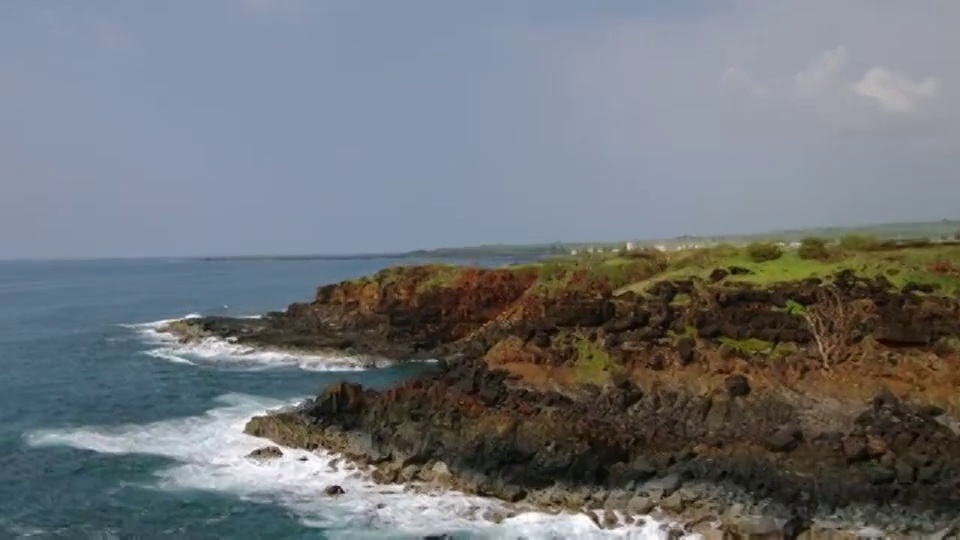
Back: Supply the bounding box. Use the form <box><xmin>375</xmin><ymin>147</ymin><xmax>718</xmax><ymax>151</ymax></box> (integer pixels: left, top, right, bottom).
<box><xmin>26</xmin><ymin>393</ymin><xmax>698</xmax><ymax>539</ymax></box>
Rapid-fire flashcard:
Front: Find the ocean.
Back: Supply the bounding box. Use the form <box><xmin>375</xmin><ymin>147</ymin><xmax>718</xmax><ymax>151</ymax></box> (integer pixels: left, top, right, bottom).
<box><xmin>0</xmin><ymin>258</ymin><xmax>685</xmax><ymax>539</ymax></box>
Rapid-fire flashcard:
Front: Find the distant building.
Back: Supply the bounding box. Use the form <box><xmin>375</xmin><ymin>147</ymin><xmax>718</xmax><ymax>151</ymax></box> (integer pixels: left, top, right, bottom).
<box><xmin>570</xmin><ymin>249</ymin><xmax>578</xmax><ymax>255</ymax></box>
<box><xmin>625</xmin><ymin>242</ymin><xmax>635</xmax><ymax>251</ymax></box>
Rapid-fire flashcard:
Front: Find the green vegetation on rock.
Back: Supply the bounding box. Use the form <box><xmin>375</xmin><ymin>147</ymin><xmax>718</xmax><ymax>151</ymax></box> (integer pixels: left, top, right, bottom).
<box><xmin>746</xmin><ymin>242</ymin><xmax>784</xmax><ymax>263</ymax></box>
<box><xmin>572</xmin><ymin>337</ymin><xmax>619</xmax><ymax>385</ymax></box>
<box><xmin>718</xmin><ymin>337</ymin><xmax>799</xmax><ymax>360</ymax></box>
<box><xmin>416</xmin><ymin>264</ymin><xmax>465</xmax><ymax>292</ymax></box>
<box><xmin>357</xmin><ymin>239</ymin><xmax>960</xmax><ymax>302</ymax></box>
<box><xmin>526</xmin><ymin>253</ymin><xmax>668</xmax><ymax>296</ymax></box>
<box><xmin>798</xmin><ymin>237</ymin><xmax>831</xmax><ymax>261</ymax></box>
<box><xmin>619</xmin><ymin>243</ymin><xmax>960</xmax><ymax>296</ymax></box>
<box><xmin>718</xmin><ymin>337</ymin><xmax>775</xmax><ymax>356</ymax></box>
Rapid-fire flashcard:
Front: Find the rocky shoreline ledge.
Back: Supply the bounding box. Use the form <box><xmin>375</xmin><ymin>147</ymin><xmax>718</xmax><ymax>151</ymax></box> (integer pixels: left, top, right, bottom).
<box><xmin>165</xmin><ymin>250</ymin><xmax>960</xmax><ymax>538</ymax></box>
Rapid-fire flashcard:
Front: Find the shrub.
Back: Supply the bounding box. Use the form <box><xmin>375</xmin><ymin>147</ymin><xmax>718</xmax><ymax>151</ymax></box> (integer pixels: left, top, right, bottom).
<box><xmin>745</xmin><ymin>242</ymin><xmax>783</xmax><ymax>263</ymax></box>
<box><xmin>839</xmin><ymin>234</ymin><xmax>880</xmax><ymax>251</ymax></box>
<box><xmin>798</xmin><ymin>237</ymin><xmax>830</xmax><ymax>260</ymax></box>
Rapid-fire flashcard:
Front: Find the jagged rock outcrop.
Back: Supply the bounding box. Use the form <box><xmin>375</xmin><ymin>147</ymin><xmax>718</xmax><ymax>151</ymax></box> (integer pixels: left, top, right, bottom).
<box><xmin>168</xmin><ymin>262</ymin><xmax>960</xmax><ymax>534</ymax></box>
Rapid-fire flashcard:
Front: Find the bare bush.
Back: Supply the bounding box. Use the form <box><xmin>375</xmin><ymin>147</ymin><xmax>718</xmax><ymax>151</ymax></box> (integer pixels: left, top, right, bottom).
<box><xmin>800</xmin><ymin>286</ymin><xmax>876</xmax><ymax>369</ymax></box>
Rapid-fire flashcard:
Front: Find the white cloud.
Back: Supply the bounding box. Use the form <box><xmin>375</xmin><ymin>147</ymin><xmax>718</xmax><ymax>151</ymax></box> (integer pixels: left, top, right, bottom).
<box><xmin>721</xmin><ymin>67</ymin><xmax>770</xmax><ymax>96</ymax></box>
<box><xmin>852</xmin><ymin>67</ymin><xmax>941</xmax><ymax>113</ymax></box>
<box><xmin>530</xmin><ymin>0</ymin><xmax>960</xmax><ymax>229</ymax></box>
<box><xmin>723</xmin><ymin>45</ymin><xmax>942</xmax><ymax>132</ymax></box>
<box><xmin>794</xmin><ymin>46</ymin><xmax>848</xmax><ymax>99</ymax></box>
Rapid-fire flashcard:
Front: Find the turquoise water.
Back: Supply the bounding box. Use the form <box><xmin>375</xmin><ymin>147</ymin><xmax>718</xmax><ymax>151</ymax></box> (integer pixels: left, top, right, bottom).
<box><xmin>0</xmin><ymin>259</ymin><xmax>676</xmax><ymax>539</ymax></box>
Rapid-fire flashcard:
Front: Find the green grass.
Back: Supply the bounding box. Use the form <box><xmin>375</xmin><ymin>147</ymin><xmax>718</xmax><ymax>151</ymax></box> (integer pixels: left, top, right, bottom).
<box><xmin>526</xmin><ymin>253</ymin><xmax>669</xmax><ymax>296</ymax></box>
<box><xmin>618</xmin><ymin>244</ymin><xmax>960</xmax><ymax>296</ymax></box>
<box><xmin>718</xmin><ymin>338</ymin><xmax>800</xmax><ymax>360</ymax></box>
<box><xmin>415</xmin><ymin>264</ymin><xmax>466</xmax><ymax>292</ymax></box>
<box><xmin>572</xmin><ymin>337</ymin><xmax>619</xmax><ymax>385</ymax></box>
<box><xmin>718</xmin><ymin>337</ymin><xmax>775</xmax><ymax>356</ymax></box>
<box><xmin>363</xmin><ymin>243</ymin><xmax>960</xmax><ymax>300</ymax></box>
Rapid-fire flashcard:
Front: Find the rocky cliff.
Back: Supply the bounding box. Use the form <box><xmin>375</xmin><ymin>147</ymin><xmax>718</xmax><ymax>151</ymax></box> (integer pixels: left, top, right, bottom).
<box><xmin>172</xmin><ymin>257</ymin><xmax>960</xmax><ymax>537</ymax></box>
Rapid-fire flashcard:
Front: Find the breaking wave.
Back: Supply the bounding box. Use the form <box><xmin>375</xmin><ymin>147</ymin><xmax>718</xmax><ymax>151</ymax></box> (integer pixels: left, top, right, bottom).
<box><xmin>26</xmin><ymin>393</ymin><xmax>698</xmax><ymax>539</ymax></box>
<box><xmin>122</xmin><ymin>315</ymin><xmax>390</xmax><ymax>372</ymax></box>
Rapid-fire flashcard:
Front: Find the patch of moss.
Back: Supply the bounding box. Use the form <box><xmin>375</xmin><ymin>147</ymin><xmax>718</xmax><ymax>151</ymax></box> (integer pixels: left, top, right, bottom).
<box><xmin>784</xmin><ymin>299</ymin><xmax>806</xmax><ymax>316</ymax></box>
<box><xmin>668</xmin><ymin>324</ymin><xmax>699</xmax><ymax>342</ymax></box>
<box><xmin>415</xmin><ymin>264</ymin><xmax>466</xmax><ymax>292</ymax></box>
<box><xmin>718</xmin><ymin>337</ymin><xmax>775</xmax><ymax>356</ymax></box>
<box><xmin>572</xmin><ymin>337</ymin><xmax>619</xmax><ymax>385</ymax></box>
<box><xmin>718</xmin><ymin>338</ymin><xmax>800</xmax><ymax>360</ymax></box>
<box><xmin>671</xmin><ymin>293</ymin><xmax>693</xmax><ymax>306</ymax></box>
<box><xmin>934</xmin><ymin>336</ymin><xmax>960</xmax><ymax>356</ymax></box>
<box><xmin>769</xmin><ymin>342</ymin><xmax>800</xmax><ymax>360</ymax></box>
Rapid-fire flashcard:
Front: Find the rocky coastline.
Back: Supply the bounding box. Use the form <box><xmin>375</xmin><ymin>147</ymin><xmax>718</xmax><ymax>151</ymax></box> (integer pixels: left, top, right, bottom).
<box><xmin>165</xmin><ymin>257</ymin><xmax>960</xmax><ymax>538</ymax></box>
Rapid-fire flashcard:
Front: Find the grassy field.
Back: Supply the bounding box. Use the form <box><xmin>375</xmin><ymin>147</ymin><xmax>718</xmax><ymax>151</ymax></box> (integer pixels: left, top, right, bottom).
<box><xmin>509</xmin><ymin>241</ymin><xmax>960</xmax><ymax>297</ymax></box>
<box><xmin>368</xmin><ymin>236</ymin><xmax>960</xmax><ymax>299</ymax></box>
<box><xmin>614</xmin><ymin>242</ymin><xmax>960</xmax><ymax>295</ymax></box>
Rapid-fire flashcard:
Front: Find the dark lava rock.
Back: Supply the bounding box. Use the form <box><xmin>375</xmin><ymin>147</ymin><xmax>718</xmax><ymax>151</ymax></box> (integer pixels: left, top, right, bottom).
<box><xmin>324</xmin><ymin>485</ymin><xmax>346</xmax><ymax>496</ymax></box>
<box><xmin>648</xmin><ymin>354</ymin><xmax>666</xmax><ymax>371</ymax></box>
<box><xmin>676</xmin><ymin>337</ymin><xmax>696</xmax><ymax>366</ymax></box>
<box><xmin>724</xmin><ymin>374</ymin><xmax>751</xmax><ymax>398</ymax></box>
<box><xmin>902</xmin><ymin>281</ymin><xmax>937</xmax><ymax>294</ymax></box>
<box><xmin>729</xmin><ymin>266</ymin><xmax>753</xmax><ymax>275</ymax></box>
<box><xmin>766</xmin><ymin>426</ymin><xmax>803</xmax><ymax>453</ymax></box>
<box><xmin>863</xmin><ymin>462</ymin><xmax>896</xmax><ymax>485</ymax></box>
<box><xmin>709</xmin><ymin>268</ymin><xmax>729</xmax><ymax>282</ymax></box>
<box><xmin>781</xmin><ymin>516</ymin><xmax>812</xmax><ymax>540</ymax></box>
<box><xmin>644</xmin><ymin>473</ymin><xmax>682</xmax><ymax>496</ymax></box>
<box><xmin>918</xmin><ymin>404</ymin><xmax>946</xmax><ymax>418</ymax></box>
<box><xmin>841</xmin><ymin>437</ymin><xmax>868</xmax><ymax>463</ymax></box>
<box><xmin>247</xmin><ymin>445</ymin><xmax>283</xmax><ymax>460</ymax></box>
<box><xmin>896</xmin><ymin>461</ymin><xmax>916</xmax><ymax>484</ymax></box>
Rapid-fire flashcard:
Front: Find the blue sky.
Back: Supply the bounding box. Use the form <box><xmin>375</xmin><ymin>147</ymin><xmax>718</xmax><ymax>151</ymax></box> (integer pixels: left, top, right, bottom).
<box><xmin>2</xmin><ymin>1</ymin><xmax>957</xmax><ymax>258</ymax></box>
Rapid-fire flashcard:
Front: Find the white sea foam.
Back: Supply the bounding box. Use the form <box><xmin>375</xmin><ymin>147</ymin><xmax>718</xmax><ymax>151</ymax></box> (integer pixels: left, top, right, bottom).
<box><xmin>123</xmin><ymin>315</ymin><xmax>388</xmax><ymax>372</ymax></box>
<box><xmin>26</xmin><ymin>394</ymin><xmax>699</xmax><ymax>539</ymax></box>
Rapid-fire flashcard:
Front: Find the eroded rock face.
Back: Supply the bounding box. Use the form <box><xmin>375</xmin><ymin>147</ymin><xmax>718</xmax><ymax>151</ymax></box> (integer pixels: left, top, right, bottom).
<box><xmin>169</xmin><ymin>264</ymin><xmax>960</xmax><ymax>368</ymax></box>
<box><xmin>184</xmin><ymin>264</ymin><xmax>960</xmax><ymax>533</ymax></box>
<box><xmin>245</xmin><ymin>358</ymin><xmax>960</xmax><ymax>531</ymax></box>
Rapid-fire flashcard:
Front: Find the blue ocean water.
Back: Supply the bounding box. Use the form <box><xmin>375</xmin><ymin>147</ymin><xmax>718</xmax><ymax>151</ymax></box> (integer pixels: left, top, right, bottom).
<box><xmin>0</xmin><ymin>258</ymin><xmax>676</xmax><ymax>540</ymax></box>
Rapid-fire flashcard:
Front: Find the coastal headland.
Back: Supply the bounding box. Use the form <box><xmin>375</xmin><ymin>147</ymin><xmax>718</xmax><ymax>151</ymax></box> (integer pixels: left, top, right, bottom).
<box><xmin>165</xmin><ymin>239</ymin><xmax>960</xmax><ymax>538</ymax></box>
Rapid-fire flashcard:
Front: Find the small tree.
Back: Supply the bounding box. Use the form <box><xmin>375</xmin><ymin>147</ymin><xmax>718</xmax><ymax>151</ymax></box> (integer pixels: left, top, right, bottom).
<box><xmin>800</xmin><ymin>286</ymin><xmax>876</xmax><ymax>369</ymax></box>
<box><xmin>798</xmin><ymin>237</ymin><xmax>830</xmax><ymax>260</ymax></box>
<box><xmin>746</xmin><ymin>242</ymin><xmax>783</xmax><ymax>263</ymax></box>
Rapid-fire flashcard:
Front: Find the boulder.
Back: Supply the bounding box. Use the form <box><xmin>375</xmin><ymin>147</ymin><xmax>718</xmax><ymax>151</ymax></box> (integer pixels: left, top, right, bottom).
<box><xmin>324</xmin><ymin>485</ymin><xmax>346</xmax><ymax>496</ymax></box>
<box><xmin>247</xmin><ymin>446</ymin><xmax>283</xmax><ymax>460</ymax></box>
<box><xmin>725</xmin><ymin>374</ymin><xmax>751</xmax><ymax>398</ymax></box>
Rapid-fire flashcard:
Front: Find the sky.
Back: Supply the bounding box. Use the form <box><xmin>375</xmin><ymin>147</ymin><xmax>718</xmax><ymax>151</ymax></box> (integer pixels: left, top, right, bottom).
<box><xmin>1</xmin><ymin>0</ymin><xmax>958</xmax><ymax>259</ymax></box>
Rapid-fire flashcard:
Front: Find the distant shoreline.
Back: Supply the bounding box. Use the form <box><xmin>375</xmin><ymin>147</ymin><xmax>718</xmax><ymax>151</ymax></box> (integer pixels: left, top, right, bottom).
<box><xmin>3</xmin><ymin>218</ymin><xmax>957</xmax><ymax>264</ymax></box>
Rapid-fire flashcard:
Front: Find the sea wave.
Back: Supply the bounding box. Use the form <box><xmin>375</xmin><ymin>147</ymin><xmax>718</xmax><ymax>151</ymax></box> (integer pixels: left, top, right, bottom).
<box><xmin>25</xmin><ymin>393</ymin><xmax>698</xmax><ymax>539</ymax></box>
<box><xmin>122</xmin><ymin>315</ymin><xmax>389</xmax><ymax>372</ymax></box>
